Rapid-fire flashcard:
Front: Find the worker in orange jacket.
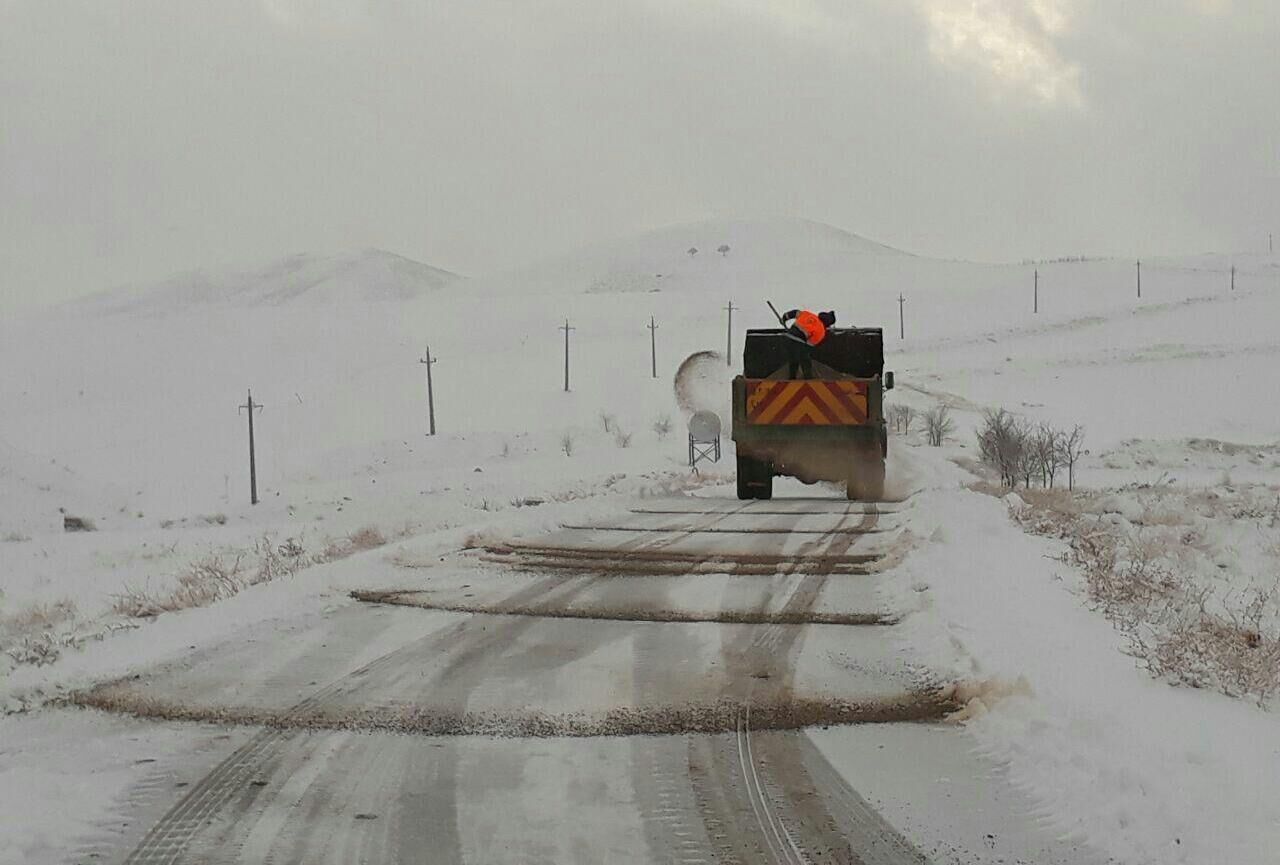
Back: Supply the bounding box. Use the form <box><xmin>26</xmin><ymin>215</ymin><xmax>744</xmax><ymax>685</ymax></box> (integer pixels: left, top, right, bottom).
<box><xmin>780</xmin><ymin>308</ymin><xmax>836</xmax><ymax>379</ymax></box>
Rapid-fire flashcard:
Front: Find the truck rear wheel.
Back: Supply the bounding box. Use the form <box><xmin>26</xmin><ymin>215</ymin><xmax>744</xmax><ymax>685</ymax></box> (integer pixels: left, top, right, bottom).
<box><xmin>756</xmin><ymin>464</ymin><xmax>773</xmax><ymax>500</ymax></box>
<box><xmin>847</xmin><ymin>451</ymin><xmax>886</xmax><ymax>502</ymax></box>
<box><xmin>736</xmin><ymin>455</ymin><xmax>773</xmax><ymax>500</ymax></box>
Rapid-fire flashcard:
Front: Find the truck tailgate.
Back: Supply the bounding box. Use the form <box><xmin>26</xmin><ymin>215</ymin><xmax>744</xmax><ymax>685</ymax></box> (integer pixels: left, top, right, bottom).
<box><xmin>744</xmin><ymin>379</ymin><xmax>869</xmax><ymax>425</ymax></box>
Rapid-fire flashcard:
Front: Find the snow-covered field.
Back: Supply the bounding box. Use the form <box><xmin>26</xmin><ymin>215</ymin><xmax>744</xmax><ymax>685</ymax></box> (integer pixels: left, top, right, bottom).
<box><xmin>2</xmin><ymin>217</ymin><xmax>1279</xmax><ymax>863</ymax></box>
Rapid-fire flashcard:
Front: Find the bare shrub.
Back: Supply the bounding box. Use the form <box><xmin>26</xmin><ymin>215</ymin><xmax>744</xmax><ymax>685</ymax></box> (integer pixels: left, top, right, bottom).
<box><xmin>1032</xmin><ymin>423</ymin><xmax>1063</xmax><ymax>488</ymax></box>
<box><xmin>2</xmin><ymin>531</ymin><xmax>30</xmax><ymax>543</ymax></box>
<box><xmin>500</xmin><ymin>440</ymin><xmax>511</xmax><ymax>458</ymax></box>
<box><xmin>614</xmin><ymin>429</ymin><xmax>633</xmax><ymax>448</ymax></box>
<box><xmin>977</xmin><ymin>408</ymin><xmax>1022</xmax><ymax>486</ymax></box>
<box><xmin>1015</xmin><ymin>427</ymin><xmax>1040</xmax><ymax>488</ymax></box>
<box><xmin>888</xmin><ymin>404</ymin><xmax>915</xmax><ymax>435</ymax></box>
<box><xmin>561</xmin><ymin>433</ymin><xmax>575</xmax><ymax>457</ymax></box>
<box><xmin>200</xmin><ymin>513</ymin><xmax>228</xmax><ymax>526</ymax></box>
<box><xmin>598</xmin><ymin>412</ymin><xmax>616</xmax><ymax>433</ymax></box>
<box><xmin>922</xmin><ymin>405</ymin><xmax>954</xmax><ymax>447</ymax></box>
<box><xmin>652</xmin><ymin>415</ymin><xmax>672</xmax><ymax>439</ymax></box>
<box><xmin>1058</xmin><ymin>424</ymin><xmax>1086</xmax><ymax>491</ymax></box>
<box><xmin>978</xmin><ymin>412</ymin><xmax>1082</xmax><ymax>491</ymax></box>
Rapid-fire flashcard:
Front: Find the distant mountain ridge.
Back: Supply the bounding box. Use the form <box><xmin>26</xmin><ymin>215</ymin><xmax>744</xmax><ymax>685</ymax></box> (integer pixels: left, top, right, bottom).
<box><xmin>62</xmin><ymin>217</ymin><xmax>908</xmax><ymax>315</ymax></box>
<box><xmin>76</xmin><ymin>249</ymin><xmax>460</xmax><ymax>314</ymax></box>
<box><xmin>473</xmin><ymin>216</ymin><xmax>914</xmax><ymax>297</ymax></box>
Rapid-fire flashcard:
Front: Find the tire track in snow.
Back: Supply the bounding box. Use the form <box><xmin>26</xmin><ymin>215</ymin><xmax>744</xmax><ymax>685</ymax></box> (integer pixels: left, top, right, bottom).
<box><xmin>111</xmin><ymin>504</ymin><xmax>758</xmax><ymax>863</ymax></box>
<box><xmin>115</xmin><ymin>575</ymin><xmax>569</xmax><ymax>864</ymax></box>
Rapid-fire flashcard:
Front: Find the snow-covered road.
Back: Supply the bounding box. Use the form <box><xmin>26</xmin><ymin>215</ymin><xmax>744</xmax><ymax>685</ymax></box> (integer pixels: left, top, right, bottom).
<box><xmin>66</xmin><ymin>495</ymin><xmax>1105</xmax><ymax>864</ymax></box>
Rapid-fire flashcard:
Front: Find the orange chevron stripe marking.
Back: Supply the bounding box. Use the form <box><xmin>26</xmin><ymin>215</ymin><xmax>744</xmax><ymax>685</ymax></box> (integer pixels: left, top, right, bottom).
<box><xmin>809</xmin><ymin>383</ymin><xmax>858</xmax><ymax>423</ymax></box>
<box><xmin>745</xmin><ymin>379</ymin><xmax>868</xmax><ymax>425</ymax></box>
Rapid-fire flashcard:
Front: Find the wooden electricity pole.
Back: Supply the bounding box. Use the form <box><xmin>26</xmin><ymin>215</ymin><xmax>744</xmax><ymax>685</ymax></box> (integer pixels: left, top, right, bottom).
<box><xmin>1231</xmin><ymin>265</ymin><xmax>1236</xmax><ymax>292</ymax></box>
<box><xmin>724</xmin><ymin>300</ymin><xmax>737</xmax><ymax>366</ymax></box>
<box><xmin>648</xmin><ymin>316</ymin><xmax>658</xmax><ymax>378</ymax></box>
<box><xmin>238</xmin><ymin>390</ymin><xmax>263</xmax><ymax>506</ymax></box>
<box><xmin>560</xmin><ymin>319</ymin><xmax>575</xmax><ymax>392</ymax></box>
<box><xmin>1136</xmin><ymin>259</ymin><xmax>1142</xmax><ymax>299</ymax></box>
<box><xmin>419</xmin><ymin>347</ymin><xmax>438</xmax><ymax>436</ymax></box>
<box><xmin>897</xmin><ymin>293</ymin><xmax>905</xmax><ymax>339</ymax></box>
<box><xmin>1034</xmin><ymin>269</ymin><xmax>1039</xmax><ymax>314</ymax></box>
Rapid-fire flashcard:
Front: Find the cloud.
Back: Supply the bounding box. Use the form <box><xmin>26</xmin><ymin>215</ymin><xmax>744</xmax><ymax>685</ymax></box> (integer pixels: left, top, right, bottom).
<box><xmin>2</xmin><ymin>0</ymin><xmax>1278</xmax><ymax>311</ymax></box>
<box><xmin>1186</xmin><ymin>0</ymin><xmax>1232</xmax><ymax>14</ymax></box>
<box><xmin>915</xmin><ymin>0</ymin><xmax>1083</xmax><ymax>107</ymax></box>
<box><xmin>259</xmin><ymin>0</ymin><xmax>376</xmax><ymax>36</ymax></box>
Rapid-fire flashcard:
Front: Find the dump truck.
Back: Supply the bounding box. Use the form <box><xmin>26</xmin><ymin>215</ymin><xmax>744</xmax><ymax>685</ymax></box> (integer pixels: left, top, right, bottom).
<box><xmin>731</xmin><ymin>327</ymin><xmax>894</xmax><ymax>501</ymax></box>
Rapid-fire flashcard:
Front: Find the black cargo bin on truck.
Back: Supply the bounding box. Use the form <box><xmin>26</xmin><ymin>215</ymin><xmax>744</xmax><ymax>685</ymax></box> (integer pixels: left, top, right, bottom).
<box><xmin>731</xmin><ymin>328</ymin><xmax>893</xmax><ymax>501</ymax></box>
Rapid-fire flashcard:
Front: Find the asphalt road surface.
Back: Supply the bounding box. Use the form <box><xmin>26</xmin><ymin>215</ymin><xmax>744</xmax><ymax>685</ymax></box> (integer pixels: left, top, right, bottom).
<box><xmin>73</xmin><ymin>495</ymin><xmax>1109</xmax><ymax>864</ymax></box>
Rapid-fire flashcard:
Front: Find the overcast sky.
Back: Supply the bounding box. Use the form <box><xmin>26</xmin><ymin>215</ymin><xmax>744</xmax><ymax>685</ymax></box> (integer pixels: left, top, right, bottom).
<box><xmin>2</xmin><ymin>0</ymin><xmax>1277</xmax><ymax>310</ymax></box>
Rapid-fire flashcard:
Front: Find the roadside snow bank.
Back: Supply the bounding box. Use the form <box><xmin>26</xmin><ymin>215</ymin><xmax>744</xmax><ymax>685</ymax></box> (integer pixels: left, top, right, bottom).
<box><xmin>884</xmin><ymin>449</ymin><xmax>1280</xmax><ymax>865</ymax></box>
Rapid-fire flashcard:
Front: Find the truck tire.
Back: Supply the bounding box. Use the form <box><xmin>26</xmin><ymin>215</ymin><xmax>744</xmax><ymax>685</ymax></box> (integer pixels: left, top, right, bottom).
<box><xmin>756</xmin><ymin>463</ymin><xmax>773</xmax><ymax>500</ymax></box>
<box><xmin>847</xmin><ymin>451</ymin><xmax>886</xmax><ymax>502</ymax></box>
<box><xmin>736</xmin><ymin>455</ymin><xmax>774</xmax><ymax>500</ymax></box>
<box><xmin>736</xmin><ymin>455</ymin><xmax>757</xmax><ymax>500</ymax></box>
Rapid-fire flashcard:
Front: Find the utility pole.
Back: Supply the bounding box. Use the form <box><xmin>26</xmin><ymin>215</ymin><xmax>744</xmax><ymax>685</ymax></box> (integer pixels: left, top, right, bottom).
<box><xmin>648</xmin><ymin>316</ymin><xmax>659</xmax><ymax>379</ymax></box>
<box><xmin>897</xmin><ymin>293</ymin><xmax>905</xmax><ymax>339</ymax></box>
<box><xmin>1034</xmin><ymin>269</ymin><xmax>1039</xmax><ymax>314</ymax></box>
<box><xmin>1231</xmin><ymin>265</ymin><xmax>1236</xmax><ymax>292</ymax></box>
<box><xmin>238</xmin><ymin>390</ymin><xmax>263</xmax><ymax>506</ymax></box>
<box><xmin>419</xmin><ymin>347</ymin><xmax>438</xmax><ymax>436</ymax></box>
<box><xmin>724</xmin><ymin>300</ymin><xmax>737</xmax><ymax>366</ymax></box>
<box><xmin>559</xmin><ymin>319</ymin><xmax>575</xmax><ymax>392</ymax></box>
<box><xmin>1136</xmin><ymin>259</ymin><xmax>1142</xmax><ymax>299</ymax></box>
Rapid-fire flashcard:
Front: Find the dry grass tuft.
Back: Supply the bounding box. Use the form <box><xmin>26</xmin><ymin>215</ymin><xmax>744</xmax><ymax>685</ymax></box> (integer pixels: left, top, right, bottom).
<box><xmin>1016</xmin><ymin>491</ymin><xmax>1280</xmax><ymax>705</ymax></box>
<box><xmin>318</xmin><ymin>526</ymin><xmax>388</xmax><ymax>562</ymax></box>
<box><xmin>113</xmin><ymin>553</ymin><xmax>246</xmax><ymax>617</ymax></box>
<box><xmin>346</xmin><ymin>526</ymin><xmax>386</xmax><ymax>552</ymax></box>
<box><xmin>2</xmin><ymin>599</ymin><xmax>81</xmax><ymax>666</ymax></box>
<box><xmin>5</xmin><ymin>599</ymin><xmax>78</xmax><ymax>633</ymax></box>
<box><xmin>112</xmin><ymin>532</ymin><xmax>321</xmax><ymax>619</ymax></box>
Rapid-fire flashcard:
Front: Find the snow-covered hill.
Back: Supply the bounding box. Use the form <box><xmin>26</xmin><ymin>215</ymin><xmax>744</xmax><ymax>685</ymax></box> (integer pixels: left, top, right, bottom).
<box><xmin>77</xmin><ymin>249</ymin><xmax>459</xmax><ymax>315</ymax></box>
<box><xmin>2</xmin><ymin>217</ymin><xmax>1276</xmax><ymax>523</ymax></box>
<box><xmin>482</xmin><ymin>216</ymin><xmax>910</xmax><ymax>297</ymax></box>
